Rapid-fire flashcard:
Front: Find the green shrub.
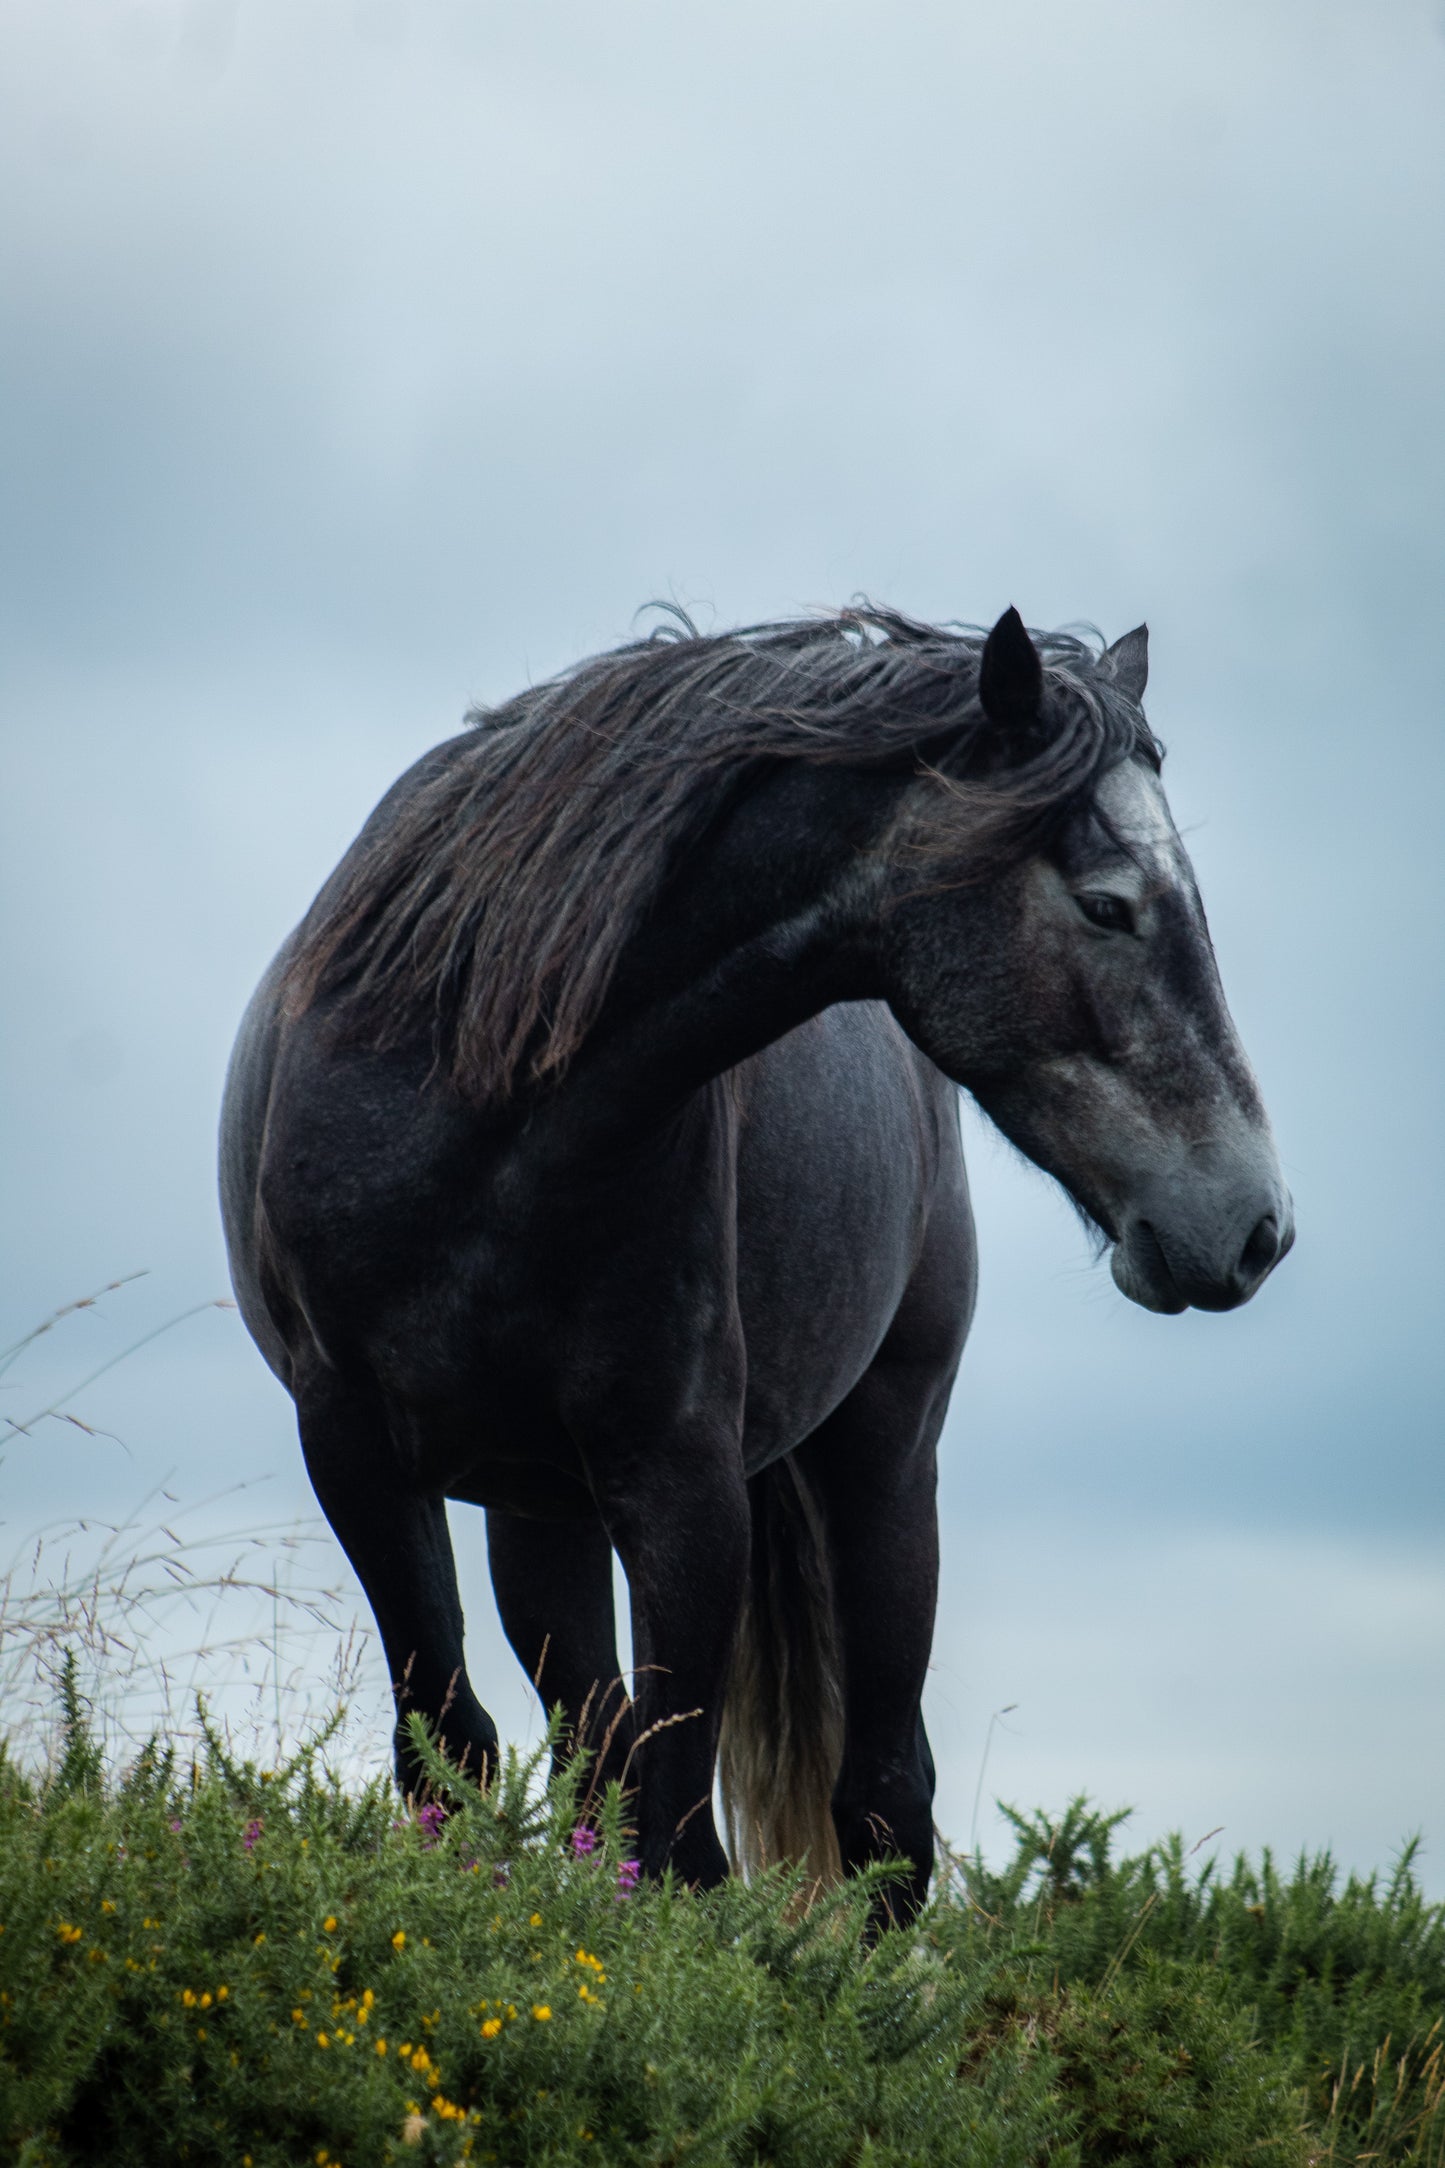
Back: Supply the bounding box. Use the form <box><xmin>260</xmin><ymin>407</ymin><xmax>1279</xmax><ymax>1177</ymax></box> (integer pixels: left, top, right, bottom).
<box><xmin>3</xmin><ymin>1682</ymin><xmax>1441</xmax><ymax>2166</ymax></box>
<box><xmin>947</xmin><ymin>1797</ymin><xmax>1445</xmax><ymax>2166</ymax></box>
<box><xmin>1033</xmin><ymin>1958</ymin><xmax>1305</xmax><ymax>2166</ymax></box>
<box><xmin>0</xmin><ymin>1677</ymin><xmax>1059</xmax><ymax>2167</ymax></box>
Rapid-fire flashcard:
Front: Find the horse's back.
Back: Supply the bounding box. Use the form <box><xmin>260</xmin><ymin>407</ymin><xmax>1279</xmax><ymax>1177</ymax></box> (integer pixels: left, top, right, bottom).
<box><xmin>735</xmin><ymin>1003</ymin><xmax>974</xmax><ymax>1464</ymax></box>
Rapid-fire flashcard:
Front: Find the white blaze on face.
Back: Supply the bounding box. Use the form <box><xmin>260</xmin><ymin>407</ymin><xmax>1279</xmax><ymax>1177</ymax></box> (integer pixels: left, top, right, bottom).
<box><xmin>1073</xmin><ymin>761</ymin><xmax>1288</xmax><ymax>1305</ymax></box>
<box><xmin>1029</xmin><ymin>754</ymin><xmax>1228</xmax><ymax>1178</ymax></box>
<box><xmin>1089</xmin><ymin>760</ymin><xmax>1190</xmax><ymax>903</ymax></box>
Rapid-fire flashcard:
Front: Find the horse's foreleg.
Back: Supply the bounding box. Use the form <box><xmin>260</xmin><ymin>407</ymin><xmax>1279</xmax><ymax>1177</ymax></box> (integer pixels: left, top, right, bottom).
<box><xmin>295</xmin><ymin>1369</ymin><xmax>500</xmax><ymax>1797</ymax></box>
<box><xmin>484</xmin><ymin>1508</ymin><xmax>634</xmax><ymax>1794</ymax></box>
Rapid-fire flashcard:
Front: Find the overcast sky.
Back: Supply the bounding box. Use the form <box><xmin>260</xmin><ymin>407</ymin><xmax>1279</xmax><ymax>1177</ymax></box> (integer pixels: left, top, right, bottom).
<box><xmin>2</xmin><ymin>0</ymin><xmax>1443</xmax><ymax>1885</ymax></box>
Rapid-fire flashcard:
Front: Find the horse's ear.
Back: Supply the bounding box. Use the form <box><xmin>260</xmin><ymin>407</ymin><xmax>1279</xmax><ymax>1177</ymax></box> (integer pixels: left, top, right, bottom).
<box><xmin>978</xmin><ymin>606</ymin><xmax>1044</xmax><ymax>734</ymax></box>
<box><xmin>1105</xmin><ymin>623</ymin><xmax>1149</xmax><ymax>703</ymax></box>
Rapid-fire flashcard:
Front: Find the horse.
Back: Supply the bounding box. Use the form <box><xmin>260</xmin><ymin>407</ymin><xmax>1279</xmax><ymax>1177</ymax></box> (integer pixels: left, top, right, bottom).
<box><xmin>219</xmin><ymin>603</ymin><xmax>1293</xmax><ymax>1915</ymax></box>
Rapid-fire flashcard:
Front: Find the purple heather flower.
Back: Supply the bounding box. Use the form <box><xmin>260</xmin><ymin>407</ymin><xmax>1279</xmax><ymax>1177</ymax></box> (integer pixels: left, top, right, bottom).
<box><xmin>416</xmin><ymin>1801</ymin><xmax>447</xmax><ymax>1846</ymax></box>
<box><xmin>570</xmin><ymin>1825</ymin><xmax>599</xmax><ymax>1860</ymax></box>
<box><xmin>243</xmin><ymin>1818</ymin><xmax>263</xmax><ymax>1853</ymax></box>
<box><xmin>615</xmin><ymin>1859</ymin><xmax>641</xmax><ymax>1899</ymax></box>
<box><xmin>169</xmin><ymin>1818</ymin><xmax>183</xmax><ymax>1834</ymax></box>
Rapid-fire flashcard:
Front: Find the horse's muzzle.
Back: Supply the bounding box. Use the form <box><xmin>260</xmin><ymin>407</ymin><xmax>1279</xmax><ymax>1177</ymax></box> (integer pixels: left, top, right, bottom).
<box><xmin>1111</xmin><ymin>1192</ymin><xmax>1295</xmax><ymax>1314</ymax></box>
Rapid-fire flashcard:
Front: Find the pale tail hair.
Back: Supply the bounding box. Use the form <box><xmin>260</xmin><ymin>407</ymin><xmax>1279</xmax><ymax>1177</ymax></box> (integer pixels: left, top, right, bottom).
<box><xmin>718</xmin><ymin>1458</ymin><xmax>845</xmax><ymax>1888</ymax></box>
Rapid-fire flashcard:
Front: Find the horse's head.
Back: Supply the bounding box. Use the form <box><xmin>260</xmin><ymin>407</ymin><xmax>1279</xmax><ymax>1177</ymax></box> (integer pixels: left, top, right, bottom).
<box><xmin>882</xmin><ymin>610</ymin><xmax>1293</xmax><ymax>1314</ymax></box>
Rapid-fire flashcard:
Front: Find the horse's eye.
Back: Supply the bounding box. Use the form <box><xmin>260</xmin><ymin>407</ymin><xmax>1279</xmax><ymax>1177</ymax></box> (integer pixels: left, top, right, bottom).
<box><xmin>1076</xmin><ymin>892</ymin><xmax>1135</xmax><ymax>935</ymax></box>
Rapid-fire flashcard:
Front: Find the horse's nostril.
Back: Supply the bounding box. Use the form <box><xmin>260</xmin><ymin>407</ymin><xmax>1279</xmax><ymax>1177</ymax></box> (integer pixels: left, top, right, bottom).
<box><xmin>1238</xmin><ymin>1212</ymin><xmax>1281</xmax><ymax>1285</ymax></box>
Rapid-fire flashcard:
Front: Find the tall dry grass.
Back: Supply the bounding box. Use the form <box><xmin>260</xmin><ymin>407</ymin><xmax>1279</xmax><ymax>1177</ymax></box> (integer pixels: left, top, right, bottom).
<box><xmin>0</xmin><ymin>1280</ymin><xmax>388</xmax><ymax>1779</ymax></box>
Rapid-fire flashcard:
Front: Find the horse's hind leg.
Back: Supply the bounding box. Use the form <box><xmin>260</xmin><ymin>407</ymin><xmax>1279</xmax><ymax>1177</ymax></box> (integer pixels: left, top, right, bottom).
<box><xmin>575</xmin><ymin>1405</ymin><xmax>750</xmax><ymax>1890</ymax></box>
<box><xmin>295</xmin><ymin>1367</ymin><xmax>500</xmax><ymax>1797</ymax></box>
<box><xmin>799</xmin><ymin>1383</ymin><xmax>940</xmax><ymax>1917</ymax></box>
<box><xmin>798</xmin><ymin>1243</ymin><xmax>967</xmax><ymax>1918</ymax></box>
<box><xmin>485</xmin><ymin>1509</ymin><xmax>635</xmax><ymax>1795</ymax></box>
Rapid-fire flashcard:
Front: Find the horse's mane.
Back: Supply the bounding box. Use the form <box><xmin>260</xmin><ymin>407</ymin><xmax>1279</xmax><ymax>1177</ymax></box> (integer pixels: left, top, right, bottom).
<box><xmin>282</xmin><ymin>605</ymin><xmax>1159</xmax><ymax>1107</ymax></box>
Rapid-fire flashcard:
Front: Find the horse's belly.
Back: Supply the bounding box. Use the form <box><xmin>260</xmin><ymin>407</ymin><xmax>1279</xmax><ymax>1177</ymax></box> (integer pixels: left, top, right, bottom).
<box><xmin>734</xmin><ymin>1004</ymin><xmax>958</xmax><ymax>1464</ymax></box>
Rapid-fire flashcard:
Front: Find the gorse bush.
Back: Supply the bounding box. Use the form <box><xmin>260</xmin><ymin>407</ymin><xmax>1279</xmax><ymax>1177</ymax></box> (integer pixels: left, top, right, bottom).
<box><xmin>0</xmin><ymin>1668</ymin><xmax>1052</xmax><ymax>2168</ymax></box>
<box><xmin>951</xmin><ymin>1798</ymin><xmax>1445</xmax><ymax>2163</ymax></box>
<box><xmin>1</xmin><ymin>1667</ymin><xmax>1441</xmax><ymax>2167</ymax></box>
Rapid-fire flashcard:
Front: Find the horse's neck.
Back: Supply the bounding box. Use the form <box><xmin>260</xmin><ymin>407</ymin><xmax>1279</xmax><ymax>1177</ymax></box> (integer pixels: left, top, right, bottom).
<box><xmin>555</xmin><ymin>762</ymin><xmax>899</xmax><ymax>1144</ymax></box>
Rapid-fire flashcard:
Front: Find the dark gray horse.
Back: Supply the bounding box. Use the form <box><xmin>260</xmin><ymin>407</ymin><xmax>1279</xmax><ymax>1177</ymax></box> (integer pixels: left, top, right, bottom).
<box><xmin>220</xmin><ymin>604</ymin><xmax>1292</xmax><ymax>1914</ymax></box>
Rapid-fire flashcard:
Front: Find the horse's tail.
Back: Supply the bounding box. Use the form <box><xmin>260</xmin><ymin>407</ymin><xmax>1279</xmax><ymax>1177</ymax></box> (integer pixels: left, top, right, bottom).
<box><xmin>717</xmin><ymin>1456</ymin><xmax>844</xmax><ymax>1886</ymax></box>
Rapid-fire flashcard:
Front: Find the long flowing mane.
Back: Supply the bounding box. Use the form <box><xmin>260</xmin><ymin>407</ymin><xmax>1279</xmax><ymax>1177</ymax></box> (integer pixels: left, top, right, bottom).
<box><xmin>282</xmin><ymin>606</ymin><xmax>1159</xmax><ymax>1107</ymax></box>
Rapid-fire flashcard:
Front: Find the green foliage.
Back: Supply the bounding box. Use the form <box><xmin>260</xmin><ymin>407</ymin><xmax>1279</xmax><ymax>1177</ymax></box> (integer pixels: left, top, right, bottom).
<box><xmin>946</xmin><ymin>1796</ymin><xmax>1445</xmax><ymax>2166</ymax></box>
<box><xmin>0</xmin><ymin>1696</ymin><xmax>1056</xmax><ymax>2167</ymax></box>
<box><xmin>957</xmin><ymin>1957</ymin><xmax>1306</xmax><ymax>2168</ymax></box>
<box><xmin>50</xmin><ymin>1653</ymin><xmax>105</xmax><ymax>1801</ymax></box>
<box><xmin>2</xmin><ymin>1696</ymin><xmax>1442</xmax><ymax>2167</ymax></box>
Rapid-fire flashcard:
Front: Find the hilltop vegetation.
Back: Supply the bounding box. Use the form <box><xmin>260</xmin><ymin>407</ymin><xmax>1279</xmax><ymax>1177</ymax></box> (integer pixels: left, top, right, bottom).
<box><xmin>2</xmin><ymin>1669</ymin><xmax>1442</xmax><ymax>2167</ymax></box>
